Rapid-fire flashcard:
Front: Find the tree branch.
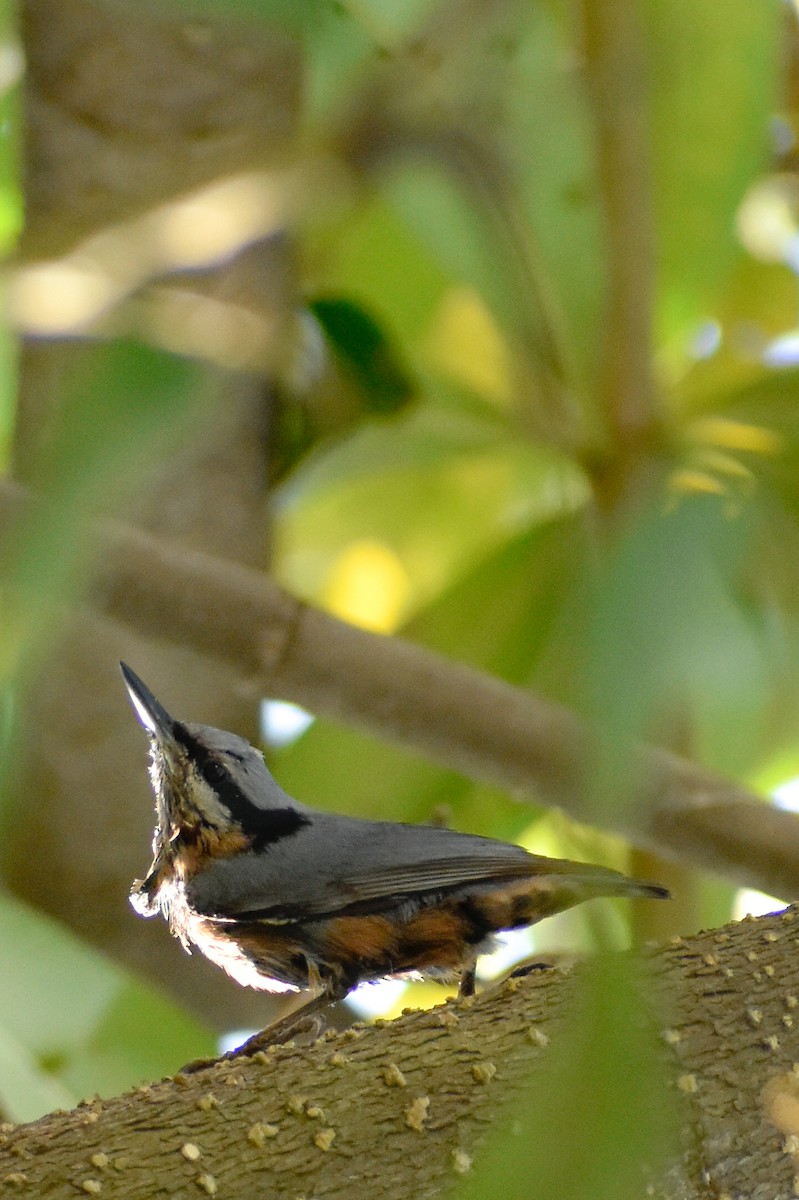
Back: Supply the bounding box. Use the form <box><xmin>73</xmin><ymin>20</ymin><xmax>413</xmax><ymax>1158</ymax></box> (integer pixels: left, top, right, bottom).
<box><xmin>581</xmin><ymin>0</ymin><xmax>658</xmax><ymax>448</ymax></box>
<box><xmin>4</xmin><ymin>905</ymin><xmax>799</xmax><ymax>1198</ymax></box>
<box><xmin>1</xmin><ymin>477</ymin><xmax>796</xmax><ymax>899</ymax></box>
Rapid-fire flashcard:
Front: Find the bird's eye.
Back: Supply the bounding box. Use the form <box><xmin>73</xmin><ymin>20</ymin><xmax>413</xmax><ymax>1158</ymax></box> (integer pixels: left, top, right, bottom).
<box><xmin>203</xmin><ymin>760</ymin><xmax>227</xmax><ymax>788</ymax></box>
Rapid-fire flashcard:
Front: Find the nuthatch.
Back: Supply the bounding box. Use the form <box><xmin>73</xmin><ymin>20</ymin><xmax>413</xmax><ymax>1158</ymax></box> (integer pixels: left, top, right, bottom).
<box><xmin>121</xmin><ymin>663</ymin><xmax>669</xmax><ymax>1055</ymax></box>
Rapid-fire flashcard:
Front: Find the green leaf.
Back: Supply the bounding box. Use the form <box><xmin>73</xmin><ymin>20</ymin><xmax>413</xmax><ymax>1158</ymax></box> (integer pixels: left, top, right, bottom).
<box><xmin>460</xmin><ymin>956</ymin><xmax>679</xmax><ymax>1200</ymax></box>
<box><xmin>0</xmin><ymin>3</ymin><xmax>22</xmax><ymax>260</ymax></box>
<box><xmin>647</xmin><ymin>0</ymin><xmax>780</xmax><ymax>342</ymax></box>
<box><xmin>309</xmin><ymin>296</ymin><xmax>414</xmax><ymax>414</ymax></box>
<box><xmin>0</xmin><ymin>893</ymin><xmax>213</xmax><ymax>1117</ymax></box>
<box><xmin>567</xmin><ymin>493</ymin><xmax>769</xmax><ymax>786</ymax></box>
<box><xmin>335</xmin><ymin>0</ymin><xmax>437</xmax><ymax>47</ymax></box>
<box><xmin>506</xmin><ymin>2</ymin><xmax>605</xmax><ymax>398</ymax></box>
<box><xmin>382</xmin><ymin>162</ymin><xmax>508</xmax><ymax>321</ymax></box>
<box><xmin>61</xmin><ymin>980</ymin><xmax>215</xmax><ymax>1101</ymax></box>
<box><xmin>308</xmin><ymin>192</ymin><xmax>454</xmax><ymax>348</ymax></box>
<box><xmin>0</xmin><ymin>895</ymin><xmax>123</xmax><ymax>1056</ymax></box>
<box><xmin>0</xmin><ymin>1024</ymin><xmax>77</xmax><ymax>1124</ymax></box>
<box><xmin>406</xmin><ymin>514</ymin><xmax>585</xmax><ymax>683</ymax></box>
<box><xmin>275</xmin><ymin>388</ymin><xmax>586</xmax><ymax>616</ymax></box>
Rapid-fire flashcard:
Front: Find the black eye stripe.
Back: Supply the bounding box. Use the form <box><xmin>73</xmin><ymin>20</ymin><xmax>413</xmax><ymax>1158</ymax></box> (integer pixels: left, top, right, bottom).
<box><xmin>175</xmin><ymin>724</ymin><xmax>310</xmax><ymax>847</ymax></box>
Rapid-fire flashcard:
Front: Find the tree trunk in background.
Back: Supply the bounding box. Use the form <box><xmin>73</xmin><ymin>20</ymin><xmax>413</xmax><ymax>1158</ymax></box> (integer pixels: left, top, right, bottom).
<box><xmin>1</xmin><ymin>0</ymin><xmax>301</xmax><ymax>1031</ymax></box>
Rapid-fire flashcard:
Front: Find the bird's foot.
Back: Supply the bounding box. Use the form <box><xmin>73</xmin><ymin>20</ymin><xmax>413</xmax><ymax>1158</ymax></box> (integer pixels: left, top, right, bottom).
<box><xmin>177</xmin><ymin>996</ymin><xmax>331</xmax><ymax>1075</ymax></box>
<box><xmin>509</xmin><ymin>959</ymin><xmax>557</xmax><ymax>980</ymax></box>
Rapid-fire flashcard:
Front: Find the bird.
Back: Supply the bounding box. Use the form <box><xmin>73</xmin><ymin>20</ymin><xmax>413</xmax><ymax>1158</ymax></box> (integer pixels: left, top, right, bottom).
<box><xmin>121</xmin><ymin>662</ymin><xmax>669</xmax><ymax>1060</ymax></box>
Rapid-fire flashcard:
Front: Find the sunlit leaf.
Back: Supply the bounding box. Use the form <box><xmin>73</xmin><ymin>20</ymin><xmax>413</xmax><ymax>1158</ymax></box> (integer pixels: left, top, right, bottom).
<box><xmin>275</xmin><ymin>389</ymin><xmax>586</xmax><ymax>618</ymax></box>
<box><xmin>406</xmin><ymin>514</ymin><xmax>585</xmax><ymax>682</ymax></box>
<box><xmin>424</xmin><ymin>285</ymin><xmax>514</xmax><ymax>406</ymax></box>
<box><xmin>306</xmin><ymin>194</ymin><xmax>452</xmax><ymax>348</ymax></box>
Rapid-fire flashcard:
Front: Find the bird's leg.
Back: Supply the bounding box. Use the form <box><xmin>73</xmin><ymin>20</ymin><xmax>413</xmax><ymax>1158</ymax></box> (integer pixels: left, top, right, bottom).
<box><xmin>179</xmin><ymin>993</ymin><xmax>329</xmax><ymax>1074</ymax></box>
<box><xmin>234</xmin><ymin>990</ymin><xmax>335</xmax><ymax>1054</ymax></box>
<box><xmin>179</xmin><ymin>974</ymin><xmax>355</xmax><ymax>1080</ymax></box>
<box><xmin>459</xmin><ymin>963</ymin><xmax>477</xmax><ymax>997</ymax></box>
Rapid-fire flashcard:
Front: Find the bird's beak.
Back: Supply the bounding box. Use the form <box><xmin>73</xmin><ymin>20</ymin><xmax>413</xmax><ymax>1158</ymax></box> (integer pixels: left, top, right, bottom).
<box><xmin>120</xmin><ymin>662</ymin><xmax>177</xmax><ymax>744</ymax></box>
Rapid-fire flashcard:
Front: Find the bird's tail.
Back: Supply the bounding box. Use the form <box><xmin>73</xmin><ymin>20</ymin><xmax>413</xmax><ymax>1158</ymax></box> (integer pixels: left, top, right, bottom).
<box><xmin>469</xmin><ymin>859</ymin><xmax>670</xmax><ymax>935</ymax></box>
<box><xmin>526</xmin><ymin>856</ymin><xmax>670</xmax><ymax>903</ymax></box>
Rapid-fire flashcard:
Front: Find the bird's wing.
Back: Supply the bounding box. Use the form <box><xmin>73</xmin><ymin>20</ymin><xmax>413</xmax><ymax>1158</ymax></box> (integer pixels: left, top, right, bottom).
<box><xmin>186</xmin><ymin>815</ymin><xmax>545</xmax><ymax>922</ymax></box>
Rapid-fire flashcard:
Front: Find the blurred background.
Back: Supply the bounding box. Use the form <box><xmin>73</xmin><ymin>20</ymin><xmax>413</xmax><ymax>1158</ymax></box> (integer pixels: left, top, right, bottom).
<box><xmin>0</xmin><ymin>0</ymin><xmax>796</xmax><ymax>1159</ymax></box>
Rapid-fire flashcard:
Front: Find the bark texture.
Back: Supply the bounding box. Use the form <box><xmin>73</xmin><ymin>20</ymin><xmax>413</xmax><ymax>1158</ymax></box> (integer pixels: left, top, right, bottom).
<box><xmin>3</xmin><ymin>905</ymin><xmax>799</xmax><ymax>1198</ymax></box>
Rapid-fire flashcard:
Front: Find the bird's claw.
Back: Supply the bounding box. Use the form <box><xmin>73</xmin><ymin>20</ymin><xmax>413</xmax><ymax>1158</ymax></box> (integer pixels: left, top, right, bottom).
<box><xmin>177</xmin><ymin>1009</ymin><xmax>327</xmax><ymax>1075</ymax></box>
